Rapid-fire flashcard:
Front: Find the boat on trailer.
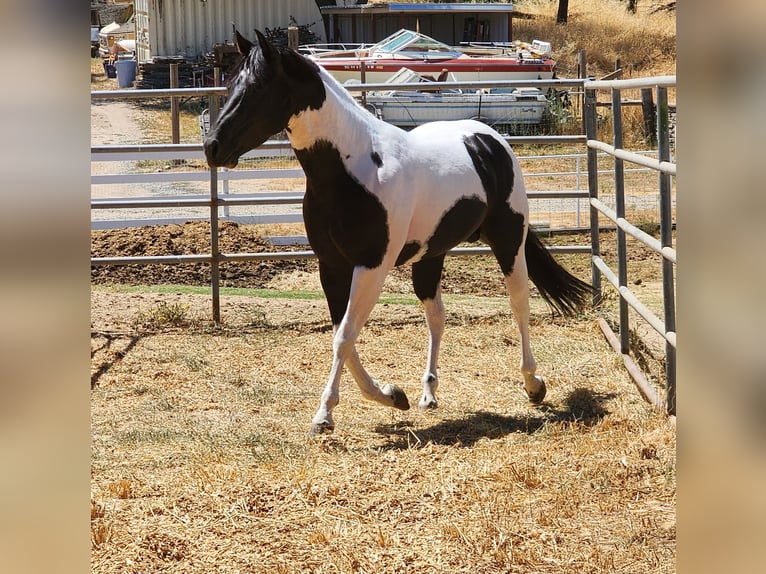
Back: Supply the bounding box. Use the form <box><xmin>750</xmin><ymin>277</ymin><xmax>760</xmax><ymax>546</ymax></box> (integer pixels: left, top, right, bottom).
<box><xmin>300</xmin><ymin>28</ymin><xmax>555</xmax><ymax>83</ymax></box>
<box><xmin>360</xmin><ymin>67</ymin><xmax>550</xmax><ymax>129</ymax></box>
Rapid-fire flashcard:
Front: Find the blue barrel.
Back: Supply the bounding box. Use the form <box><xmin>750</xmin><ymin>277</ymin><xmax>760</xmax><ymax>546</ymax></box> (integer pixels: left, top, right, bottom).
<box><xmin>115</xmin><ymin>60</ymin><xmax>137</xmax><ymax>88</ymax></box>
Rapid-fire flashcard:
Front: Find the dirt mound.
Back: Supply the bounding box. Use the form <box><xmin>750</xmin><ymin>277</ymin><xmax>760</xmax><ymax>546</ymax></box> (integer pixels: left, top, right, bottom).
<box><xmin>91</xmin><ymin>221</ymin><xmax>317</xmax><ymax>288</ymax></box>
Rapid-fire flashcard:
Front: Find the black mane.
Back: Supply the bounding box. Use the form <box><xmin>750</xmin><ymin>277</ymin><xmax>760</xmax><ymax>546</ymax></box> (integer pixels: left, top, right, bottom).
<box><xmin>226</xmin><ymin>41</ymin><xmax>322</xmax><ymax>91</ymax></box>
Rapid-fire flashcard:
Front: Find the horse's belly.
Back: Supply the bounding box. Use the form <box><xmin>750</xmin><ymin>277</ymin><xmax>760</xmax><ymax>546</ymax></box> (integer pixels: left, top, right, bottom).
<box><xmin>402</xmin><ymin>195</ymin><xmax>487</xmax><ymax>264</ymax></box>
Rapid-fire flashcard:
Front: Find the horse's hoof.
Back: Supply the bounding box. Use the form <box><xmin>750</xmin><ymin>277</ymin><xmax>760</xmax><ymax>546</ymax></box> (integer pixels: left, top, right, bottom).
<box><xmin>418</xmin><ymin>396</ymin><xmax>438</xmax><ymax>410</ymax></box>
<box><xmin>526</xmin><ymin>379</ymin><xmax>547</xmax><ymax>404</ymax></box>
<box><xmin>308</xmin><ymin>422</ymin><xmax>335</xmax><ymax>437</ymax></box>
<box><xmin>383</xmin><ymin>384</ymin><xmax>410</xmax><ymax>411</ymax></box>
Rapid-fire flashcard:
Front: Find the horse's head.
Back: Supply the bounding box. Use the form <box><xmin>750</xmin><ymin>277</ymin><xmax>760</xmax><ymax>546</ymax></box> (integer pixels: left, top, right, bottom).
<box><xmin>204</xmin><ymin>29</ymin><xmax>325</xmax><ymax>168</ymax></box>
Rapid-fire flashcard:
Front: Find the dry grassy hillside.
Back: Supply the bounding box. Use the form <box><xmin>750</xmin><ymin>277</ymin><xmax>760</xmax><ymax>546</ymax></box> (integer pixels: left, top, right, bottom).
<box><xmin>513</xmin><ymin>0</ymin><xmax>676</xmax><ymax>78</ymax></box>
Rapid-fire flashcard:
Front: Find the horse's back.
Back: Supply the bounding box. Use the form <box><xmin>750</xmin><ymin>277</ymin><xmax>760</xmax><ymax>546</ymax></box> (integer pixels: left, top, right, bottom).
<box><xmin>408</xmin><ymin>120</ymin><xmax>511</xmax><ymax>153</ymax></box>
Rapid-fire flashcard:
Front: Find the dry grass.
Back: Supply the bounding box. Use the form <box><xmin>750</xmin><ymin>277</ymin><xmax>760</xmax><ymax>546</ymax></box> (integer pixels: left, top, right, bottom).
<box><xmin>512</xmin><ymin>0</ymin><xmax>677</xmax><ymax>148</ymax></box>
<box><xmin>91</xmin><ymin>285</ymin><xmax>675</xmax><ymax>573</ymax></box>
<box><xmin>514</xmin><ymin>0</ymin><xmax>676</xmax><ymax>78</ymax></box>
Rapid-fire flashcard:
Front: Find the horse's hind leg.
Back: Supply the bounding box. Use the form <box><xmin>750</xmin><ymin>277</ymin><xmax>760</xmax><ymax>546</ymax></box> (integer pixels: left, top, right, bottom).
<box><xmin>412</xmin><ymin>255</ymin><xmax>446</xmax><ymax>410</ymax></box>
<box><xmin>483</xmin><ymin>219</ymin><xmax>547</xmax><ymax>404</ymax></box>
<box><xmin>503</xmin><ymin>255</ymin><xmax>546</xmax><ymax>403</ymax></box>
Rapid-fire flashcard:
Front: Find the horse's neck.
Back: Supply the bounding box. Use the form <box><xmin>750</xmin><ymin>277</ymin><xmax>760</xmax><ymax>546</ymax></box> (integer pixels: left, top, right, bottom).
<box><xmin>286</xmin><ymin>69</ymin><xmax>373</xmax><ymax>154</ymax></box>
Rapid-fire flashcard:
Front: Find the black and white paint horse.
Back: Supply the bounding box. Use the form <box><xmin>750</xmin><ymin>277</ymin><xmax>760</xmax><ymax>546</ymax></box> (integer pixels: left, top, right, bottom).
<box><xmin>204</xmin><ymin>30</ymin><xmax>590</xmax><ymax>435</ymax></box>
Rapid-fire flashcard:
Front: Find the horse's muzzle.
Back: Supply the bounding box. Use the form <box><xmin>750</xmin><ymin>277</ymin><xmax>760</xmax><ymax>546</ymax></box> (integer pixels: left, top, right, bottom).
<box><xmin>203</xmin><ymin>136</ymin><xmax>238</xmax><ymax>169</ymax></box>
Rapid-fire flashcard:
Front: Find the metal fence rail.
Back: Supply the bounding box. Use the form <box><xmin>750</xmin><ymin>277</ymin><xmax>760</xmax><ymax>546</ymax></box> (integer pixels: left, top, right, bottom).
<box><xmin>92</xmin><ymin>146</ymin><xmax>662</xmax><ymax>231</ymax></box>
<box><xmin>584</xmin><ymin>76</ymin><xmax>676</xmax><ymax>415</ymax></box>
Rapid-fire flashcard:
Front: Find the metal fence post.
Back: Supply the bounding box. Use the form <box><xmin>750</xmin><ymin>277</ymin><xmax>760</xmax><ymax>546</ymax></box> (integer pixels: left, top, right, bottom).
<box><xmin>575</xmin><ymin>155</ymin><xmax>582</xmax><ymax>228</ymax></box>
<box><xmin>209</xmin><ymin>71</ymin><xmax>222</xmax><ymax>325</ymax></box>
<box><xmin>584</xmin><ymin>88</ymin><xmax>601</xmax><ymax>306</ymax></box>
<box><xmin>611</xmin><ymin>88</ymin><xmax>629</xmax><ymax>354</ymax></box>
<box><xmin>657</xmin><ymin>85</ymin><xmax>676</xmax><ymax>415</ymax></box>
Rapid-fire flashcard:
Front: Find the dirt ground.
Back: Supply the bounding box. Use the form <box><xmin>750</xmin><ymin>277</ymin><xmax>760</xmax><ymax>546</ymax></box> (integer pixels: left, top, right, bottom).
<box><xmin>91</xmin><ymin>281</ymin><xmax>675</xmax><ymax>574</ymax></box>
<box><xmin>91</xmin><ymin>220</ymin><xmax>661</xmax><ymax>319</ymax></box>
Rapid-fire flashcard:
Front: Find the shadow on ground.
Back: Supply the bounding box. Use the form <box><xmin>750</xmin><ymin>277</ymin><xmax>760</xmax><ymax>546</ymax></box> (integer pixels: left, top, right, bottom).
<box><xmin>375</xmin><ymin>387</ymin><xmax>617</xmax><ymax>449</ymax></box>
<box><xmin>91</xmin><ymin>332</ymin><xmax>142</xmax><ymax>389</ymax></box>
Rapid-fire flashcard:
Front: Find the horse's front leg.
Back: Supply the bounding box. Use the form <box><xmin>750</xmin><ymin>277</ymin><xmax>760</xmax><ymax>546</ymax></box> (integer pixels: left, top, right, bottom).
<box><xmin>310</xmin><ymin>265</ymin><xmax>409</xmax><ymax>435</ymax></box>
<box><xmin>345</xmin><ymin>348</ymin><xmax>410</xmax><ymax>410</ymax></box>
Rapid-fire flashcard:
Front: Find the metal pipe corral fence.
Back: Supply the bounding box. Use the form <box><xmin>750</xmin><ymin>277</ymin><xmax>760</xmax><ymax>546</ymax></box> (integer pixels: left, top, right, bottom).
<box><xmin>91</xmin><ymin>74</ymin><xmax>676</xmax><ymax>415</ymax></box>
<box><xmin>584</xmin><ymin>76</ymin><xmax>677</xmax><ymax>416</ymax></box>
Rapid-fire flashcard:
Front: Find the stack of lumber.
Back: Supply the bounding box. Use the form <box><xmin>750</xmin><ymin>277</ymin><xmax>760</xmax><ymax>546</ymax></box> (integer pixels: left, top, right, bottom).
<box><xmin>134</xmin><ymin>44</ymin><xmax>242</xmax><ymax>89</ymax></box>
<box><xmin>205</xmin><ymin>42</ymin><xmax>240</xmax><ymax>71</ymax></box>
<box><xmin>135</xmin><ymin>57</ymin><xmax>198</xmax><ymax>89</ymax></box>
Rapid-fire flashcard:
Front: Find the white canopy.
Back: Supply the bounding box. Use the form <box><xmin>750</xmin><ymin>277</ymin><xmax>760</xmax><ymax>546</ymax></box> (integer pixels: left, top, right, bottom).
<box><xmin>100</xmin><ymin>21</ymin><xmax>131</xmax><ymax>36</ymax></box>
<box><xmin>116</xmin><ymin>39</ymin><xmax>136</xmax><ymax>52</ymax></box>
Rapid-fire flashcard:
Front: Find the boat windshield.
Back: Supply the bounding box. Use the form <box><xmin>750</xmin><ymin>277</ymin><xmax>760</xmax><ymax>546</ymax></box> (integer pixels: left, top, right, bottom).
<box><xmin>370</xmin><ymin>29</ymin><xmax>462</xmax><ymax>58</ymax></box>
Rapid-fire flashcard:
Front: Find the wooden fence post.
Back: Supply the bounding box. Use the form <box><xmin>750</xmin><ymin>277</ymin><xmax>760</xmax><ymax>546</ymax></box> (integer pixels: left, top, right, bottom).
<box><xmin>287</xmin><ymin>26</ymin><xmax>299</xmax><ymax>51</ymax></box>
<box><xmin>641</xmin><ymin>87</ymin><xmax>656</xmax><ymax>145</ymax></box>
<box><xmin>170</xmin><ymin>63</ymin><xmax>179</xmax><ymax>144</ymax></box>
<box><xmin>170</xmin><ymin>63</ymin><xmax>179</xmax><ymax>165</ymax></box>
<box><xmin>577</xmin><ymin>50</ymin><xmax>587</xmax><ymax>125</ymax></box>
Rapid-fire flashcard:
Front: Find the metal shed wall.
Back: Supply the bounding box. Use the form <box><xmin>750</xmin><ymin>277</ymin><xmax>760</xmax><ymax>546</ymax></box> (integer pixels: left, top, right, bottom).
<box><xmin>135</xmin><ymin>0</ymin><xmax>326</xmax><ymax>62</ymax></box>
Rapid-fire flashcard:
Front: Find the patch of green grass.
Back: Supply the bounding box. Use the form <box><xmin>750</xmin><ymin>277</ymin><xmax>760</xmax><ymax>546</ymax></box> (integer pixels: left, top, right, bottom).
<box><xmin>101</xmin><ymin>283</ymin><xmax>325</xmax><ymax>299</ymax></box>
<box><xmin>93</xmin><ymin>283</ymin><xmax>510</xmax><ymax>307</ymax></box>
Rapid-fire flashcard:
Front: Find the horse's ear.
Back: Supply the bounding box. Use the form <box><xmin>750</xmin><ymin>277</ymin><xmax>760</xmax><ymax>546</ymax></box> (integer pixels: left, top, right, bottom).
<box><xmin>254</xmin><ymin>29</ymin><xmax>279</xmax><ymax>65</ymax></box>
<box><xmin>234</xmin><ymin>30</ymin><xmax>253</xmax><ymax>55</ymax></box>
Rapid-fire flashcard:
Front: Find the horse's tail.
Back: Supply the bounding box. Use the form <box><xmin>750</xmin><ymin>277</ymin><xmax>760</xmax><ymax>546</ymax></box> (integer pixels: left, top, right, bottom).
<box><xmin>524</xmin><ymin>230</ymin><xmax>591</xmax><ymax>316</ymax></box>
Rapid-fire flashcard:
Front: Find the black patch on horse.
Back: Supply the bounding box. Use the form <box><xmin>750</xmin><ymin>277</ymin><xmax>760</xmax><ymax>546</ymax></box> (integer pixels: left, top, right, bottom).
<box><xmin>462</xmin><ymin>133</ymin><xmax>514</xmax><ymax>204</ymax></box>
<box><xmin>397</xmin><ymin>197</ymin><xmax>486</xmax><ymax>300</ymax></box>
<box><xmin>394</xmin><ymin>195</ymin><xmax>486</xmax><ymax>269</ymax></box>
<box><xmin>422</xmin><ymin>197</ymin><xmax>487</xmax><ymax>259</ymax></box>
<box><xmin>297</xmin><ymin>140</ymin><xmax>389</xmax><ymax>270</ymax></box>
<box><xmin>463</xmin><ymin>133</ymin><xmax>525</xmax><ymax>275</ymax></box>
<box><xmin>278</xmin><ymin>49</ymin><xmax>327</xmax><ymax>113</ymax></box>
<box><xmin>370</xmin><ymin>151</ymin><xmax>383</xmax><ymax>167</ymax></box>
<box><xmin>395</xmin><ymin>241</ymin><xmax>421</xmax><ymax>267</ymax></box>
<box><xmin>412</xmin><ymin>254</ymin><xmax>446</xmax><ymax>301</ymax></box>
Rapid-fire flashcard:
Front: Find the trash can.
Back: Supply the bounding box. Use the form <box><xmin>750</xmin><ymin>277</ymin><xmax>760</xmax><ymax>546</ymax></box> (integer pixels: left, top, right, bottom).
<box><xmin>115</xmin><ymin>59</ymin><xmax>137</xmax><ymax>88</ymax></box>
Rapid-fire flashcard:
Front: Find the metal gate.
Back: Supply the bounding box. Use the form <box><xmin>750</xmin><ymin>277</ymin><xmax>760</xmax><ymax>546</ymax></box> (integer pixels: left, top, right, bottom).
<box><xmin>584</xmin><ymin>76</ymin><xmax>676</xmax><ymax>415</ymax></box>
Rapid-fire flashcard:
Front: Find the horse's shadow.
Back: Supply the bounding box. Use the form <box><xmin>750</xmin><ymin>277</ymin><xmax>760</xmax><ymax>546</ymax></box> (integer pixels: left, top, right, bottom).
<box><xmin>374</xmin><ymin>387</ymin><xmax>616</xmax><ymax>450</ymax></box>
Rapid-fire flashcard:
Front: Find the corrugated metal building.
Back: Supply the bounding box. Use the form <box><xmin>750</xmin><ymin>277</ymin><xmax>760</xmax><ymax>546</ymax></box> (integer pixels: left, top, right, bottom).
<box><xmin>133</xmin><ymin>0</ymin><xmax>326</xmax><ymax>62</ymax></box>
<box><xmin>321</xmin><ymin>2</ymin><xmax>518</xmax><ymax>46</ymax></box>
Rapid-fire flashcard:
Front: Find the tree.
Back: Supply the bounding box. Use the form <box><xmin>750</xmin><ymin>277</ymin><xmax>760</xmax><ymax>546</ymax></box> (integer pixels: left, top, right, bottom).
<box><xmin>556</xmin><ymin>0</ymin><xmax>570</xmax><ymax>24</ymax></box>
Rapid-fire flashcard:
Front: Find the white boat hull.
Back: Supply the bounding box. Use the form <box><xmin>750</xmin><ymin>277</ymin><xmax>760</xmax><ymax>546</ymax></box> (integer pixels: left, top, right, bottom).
<box><xmin>363</xmin><ymin>90</ymin><xmax>549</xmax><ymax>128</ymax></box>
